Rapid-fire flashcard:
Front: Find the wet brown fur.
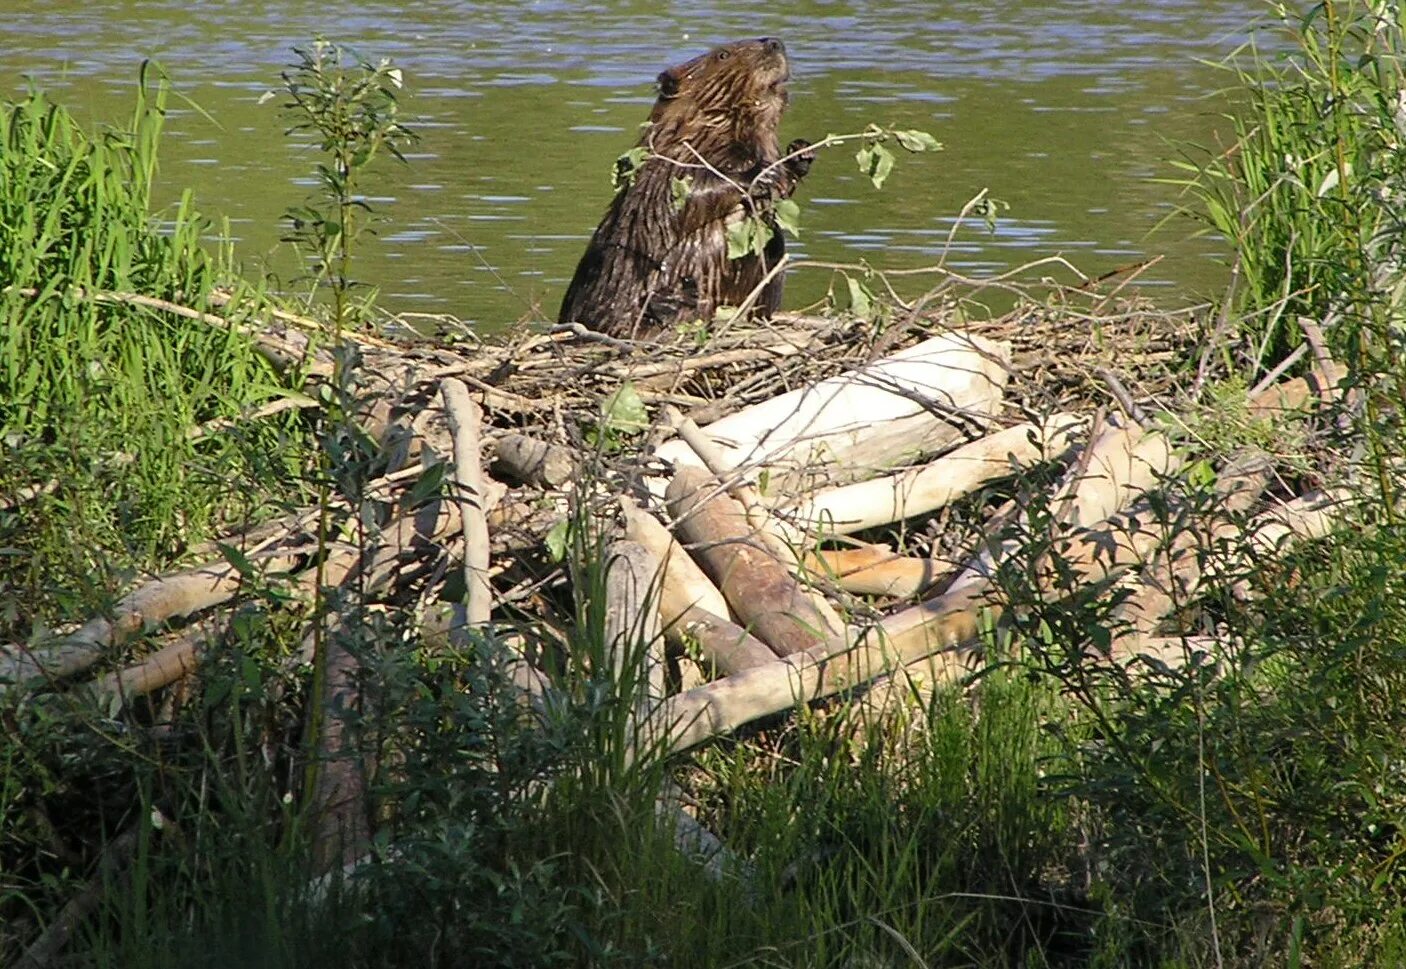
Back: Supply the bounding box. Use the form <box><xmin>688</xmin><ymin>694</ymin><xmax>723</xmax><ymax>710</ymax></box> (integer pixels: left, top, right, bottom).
<box><xmin>558</xmin><ymin>38</ymin><xmax>812</xmax><ymax>338</ymax></box>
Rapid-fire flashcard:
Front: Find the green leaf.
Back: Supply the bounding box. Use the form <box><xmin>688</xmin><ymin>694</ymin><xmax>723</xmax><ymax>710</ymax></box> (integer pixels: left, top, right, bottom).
<box><xmin>856</xmin><ymin>142</ymin><xmax>895</xmax><ymax>189</ymax></box>
<box><xmin>774</xmin><ymin>198</ymin><xmax>802</xmax><ymax>237</ymax></box>
<box><xmin>612</xmin><ymin>147</ymin><xmax>650</xmax><ymax>190</ymax></box>
<box><xmin>545</xmin><ymin>519</ymin><xmax>571</xmax><ymax>563</ymax></box>
<box><xmin>726</xmin><ymin>216</ymin><xmax>774</xmax><ymax>260</ymax></box>
<box><xmin>671</xmin><ymin>175</ymin><xmax>693</xmax><ymax>212</ymax></box>
<box><xmin>601</xmin><ymin>381</ymin><xmax>648</xmax><ymax>435</ymax></box>
<box><xmin>216</xmin><ymin>542</ymin><xmax>258</xmax><ymax>581</ymax></box>
<box><xmin>1185</xmin><ymin>459</ymin><xmax>1218</xmax><ymax>490</ymax></box>
<box><xmin>404</xmin><ymin>460</ymin><xmax>447</xmax><ymax>508</ymax></box>
<box><xmin>894</xmin><ymin>129</ymin><xmax>943</xmax><ymax>152</ymax></box>
<box><xmin>845</xmin><ymin>275</ymin><xmax>874</xmax><ymax>318</ymax></box>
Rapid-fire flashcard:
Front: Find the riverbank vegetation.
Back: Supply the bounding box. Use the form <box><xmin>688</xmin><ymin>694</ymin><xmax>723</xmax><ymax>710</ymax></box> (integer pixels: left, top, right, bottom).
<box><xmin>5</xmin><ymin>4</ymin><xmax>1406</xmax><ymax>966</ymax></box>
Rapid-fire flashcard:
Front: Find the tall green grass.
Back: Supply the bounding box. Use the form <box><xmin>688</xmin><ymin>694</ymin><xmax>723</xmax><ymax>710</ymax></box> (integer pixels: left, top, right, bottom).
<box><xmin>1173</xmin><ymin>1</ymin><xmax>1406</xmax><ymax>367</ymax></box>
<box><xmin>0</xmin><ymin>65</ymin><xmax>310</xmax><ymax>632</ymax></box>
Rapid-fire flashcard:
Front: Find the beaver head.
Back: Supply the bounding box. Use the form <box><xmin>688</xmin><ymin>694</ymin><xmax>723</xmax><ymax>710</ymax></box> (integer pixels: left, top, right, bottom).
<box><xmin>648</xmin><ymin>37</ymin><xmax>790</xmax><ymax>152</ymax></box>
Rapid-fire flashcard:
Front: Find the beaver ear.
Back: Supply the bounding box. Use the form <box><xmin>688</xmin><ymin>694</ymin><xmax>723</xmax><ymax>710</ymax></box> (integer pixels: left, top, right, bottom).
<box><xmin>657</xmin><ymin>68</ymin><xmax>681</xmax><ymax>99</ymax></box>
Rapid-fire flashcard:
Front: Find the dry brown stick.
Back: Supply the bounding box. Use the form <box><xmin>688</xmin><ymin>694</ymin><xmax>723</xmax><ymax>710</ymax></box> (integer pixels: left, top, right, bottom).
<box><xmin>186</xmin><ymin>393</ymin><xmax>321</xmax><ymax>441</ymax></box>
<box><xmin>945</xmin><ymin>420</ymin><xmax>1178</xmax><ymax>599</ymax></box>
<box><xmin>493</xmin><ymin>433</ymin><xmax>578</xmax><ymax>489</ymax></box>
<box><xmin>6</xmin><ymin>284</ymin><xmax>331</xmax><ymax>374</ymax></box>
<box><xmin>667</xmin><ymin>467</ymin><xmax>845</xmax><ymax>657</ymax></box>
<box><xmin>0</xmin><ymin>556</ymin><xmax>306</xmax><ymax>692</ymax></box>
<box><xmin>15</xmin><ymin>823</ymin><xmax>144</xmax><ymax>969</ymax></box>
<box><xmin>801</xmin><ymin>547</ymin><xmax>954</xmax><ymax>599</ymax></box>
<box><xmin>602</xmin><ymin>540</ymin><xmax>665</xmax><ymax>717</ymax></box>
<box><xmin>621</xmin><ymin>497</ymin><xmax>731</xmax><ymax>625</ymax></box>
<box><xmin>441</xmin><ymin>379</ymin><xmax>493</xmax><ymax>625</ymax></box>
<box><xmin>1246</xmin><ymin>362</ymin><xmax>1347</xmax><ymax>420</ymax></box>
<box><xmin>207</xmin><ymin>287</ymin><xmax>401</xmax><ymax>350</ymax></box>
<box><xmin>1297</xmin><ymin>316</ymin><xmax>1339</xmax><ymax>403</ymax></box>
<box><xmin>607</xmin><ymin>341</ymin><xmax>808</xmax><ymax>381</ymax></box>
<box><xmin>670</xmin><ymin>606</ymin><xmax>779</xmax><ymax>676</ymax></box>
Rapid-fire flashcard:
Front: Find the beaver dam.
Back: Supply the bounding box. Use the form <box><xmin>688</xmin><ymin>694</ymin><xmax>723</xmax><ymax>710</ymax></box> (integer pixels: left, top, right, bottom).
<box><xmin>0</xmin><ymin>284</ymin><xmax>1350</xmax><ymax>886</ymax></box>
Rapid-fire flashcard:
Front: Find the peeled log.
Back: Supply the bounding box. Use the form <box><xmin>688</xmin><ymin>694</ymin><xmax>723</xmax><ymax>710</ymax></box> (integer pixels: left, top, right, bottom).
<box><xmin>653</xmin><ymin>331</ymin><xmax>1010</xmax><ymax>498</ymax></box>
<box><xmin>602</xmin><ymin>540</ymin><xmax>665</xmax><ymax>714</ymax></box>
<box><xmin>645</xmin><ymin>584</ymin><xmax>990</xmax><ymax>755</ymax></box>
<box><xmin>667</xmin><ymin>467</ymin><xmax>844</xmax><ymax>657</ymax></box>
<box><xmin>944</xmin><ymin>421</ymin><xmax>1179</xmax><ymax>598</ymax></box>
<box><xmin>0</xmin><ymin>560</ymin><xmax>289</xmax><ymax>690</ymax></box>
<box><xmin>802</xmin><ymin>547</ymin><xmax>951</xmax><ymax>599</ymax></box>
<box><xmin>787</xmin><ymin>414</ymin><xmax>1082</xmax><ymax>537</ymax></box>
<box><xmin>643</xmin><ymin>429</ymin><xmax>1208</xmax><ymax>754</ymax></box>
<box><xmin>620</xmin><ymin>497</ymin><xmax>731</xmax><ymax>625</ymax></box>
<box><xmin>441</xmin><ymin>379</ymin><xmax>493</xmax><ymax>625</ymax></box>
<box><xmin>670</xmin><ymin>606</ymin><xmax>779</xmax><ymax>675</ymax></box>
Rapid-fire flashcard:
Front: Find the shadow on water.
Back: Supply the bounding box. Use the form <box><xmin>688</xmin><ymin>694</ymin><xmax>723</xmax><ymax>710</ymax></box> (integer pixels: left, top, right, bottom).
<box><xmin>8</xmin><ymin>0</ymin><xmax>1266</xmax><ymax>327</ymax></box>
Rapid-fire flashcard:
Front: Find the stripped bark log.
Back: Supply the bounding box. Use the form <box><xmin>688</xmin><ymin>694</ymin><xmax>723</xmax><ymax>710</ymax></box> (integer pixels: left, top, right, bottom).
<box><xmin>802</xmin><ymin>547</ymin><xmax>952</xmax><ymax>599</ymax></box>
<box><xmin>492</xmin><ymin>433</ymin><xmax>578</xmax><ymax>489</ymax></box>
<box><xmin>667</xmin><ymin>467</ymin><xmax>844</xmax><ymax>657</ymax></box>
<box><xmin>637</xmin><ymin>419</ymin><xmax>1210</xmax><ymax>752</ymax></box>
<box><xmin>642</xmin><ymin>584</ymin><xmax>989</xmax><ymax>756</ymax></box>
<box><xmin>945</xmin><ymin>420</ymin><xmax>1180</xmax><ymax>598</ymax></box>
<box><xmin>441</xmin><ymin>379</ymin><xmax>493</xmax><ymax>625</ymax></box>
<box><xmin>87</xmin><ymin>620</ymin><xmax>222</xmax><ymax>713</ymax></box>
<box><xmin>0</xmin><ymin>555</ymin><xmax>307</xmax><ymax>692</ymax></box>
<box><xmin>652</xmin><ymin>331</ymin><xmax>1010</xmax><ymax>498</ymax></box>
<box><xmin>620</xmin><ymin>497</ymin><xmax>731</xmax><ymax>625</ymax></box>
<box><xmin>1108</xmin><ymin>451</ymin><xmax>1274</xmax><ymax>644</ymax></box>
<box><xmin>602</xmin><ymin>541</ymin><xmax>665</xmax><ymax>718</ymax></box>
<box><xmin>670</xmin><ymin>606</ymin><xmax>778</xmax><ymax>675</ymax></box>
<box><xmin>787</xmin><ymin>413</ymin><xmax>1082</xmax><ymax>537</ymax></box>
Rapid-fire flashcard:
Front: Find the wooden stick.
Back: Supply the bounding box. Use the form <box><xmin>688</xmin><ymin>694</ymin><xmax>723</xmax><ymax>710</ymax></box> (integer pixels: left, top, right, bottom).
<box><xmin>664</xmin><ymin>411</ymin><xmax>847</xmax><ymax>631</ymax></box>
<box><xmin>492</xmin><ymin>433</ymin><xmax>578</xmax><ymax>489</ymax></box>
<box><xmin>667</xmin><ymin>467</ymin><xmax>844</xmax><ymax>657</ymax></box>
<box><xmin>787</xmin><ymin>414</ymin><xmax>1081</xmax><ymax>537</ymax></box>
<box><xmin>651</xmin><ymin>331</ymin><xmax>1010</xmax><ymax>498</ymax></box>
<box><xmin>602</xmin><ymin>540</ymin><xmax>665</xmax><ymax>717</ymax></box>
<box><xmin>0</xmin><ymin>559</ymin><xmax>296</xmax><ymax>691</ymax></box>
<box><xmin>621</xmin><ymin>497</ymin><xmax>731</xmax><ymax>625</ymax></box>
<box><xmin>945</xmin><ymin>421</ymin><xmax>1179</xmax><ymax>598</ymax></box>
<box><xmin>1108</xmin><ymin>451</ymin><xmax>1274</xmax><ymax>642</ymax></box>
<box><xmin>669</xmin><ymin>605</ymin><xmax>779</xmax><ymax>675</ymax></box>
<box><xmin>802</xmin><ymin>547</ymin><xmax>952</xmax><ymax>599</ymax></box>
<box><xmin>642</xmin><ymin>583</ymin><xmax>990</xmax><ymax>756</ymax></box>
<box><xmin>87</xmin><ymin>620</ymin><xmax>222</xmax><ymax>711</ymax></box>
<box><xmin>441</xmin><ymin>379</ymin><xmax>493</xmax><ymax>625</ymax></box>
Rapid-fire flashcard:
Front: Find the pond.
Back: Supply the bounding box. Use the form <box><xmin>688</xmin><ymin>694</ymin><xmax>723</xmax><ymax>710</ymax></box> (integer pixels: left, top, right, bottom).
<box><xmin>8</xmin><ymin>1</ymin><xmax>1266</xmax><ymax>330</ymax></box>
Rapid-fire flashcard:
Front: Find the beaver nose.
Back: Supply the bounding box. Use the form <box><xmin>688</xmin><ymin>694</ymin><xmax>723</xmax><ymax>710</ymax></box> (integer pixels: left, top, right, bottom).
<box><xmin>761</xmin><ymin>37</ymin><xmax>785</xmax><ymax>54</ymax></box>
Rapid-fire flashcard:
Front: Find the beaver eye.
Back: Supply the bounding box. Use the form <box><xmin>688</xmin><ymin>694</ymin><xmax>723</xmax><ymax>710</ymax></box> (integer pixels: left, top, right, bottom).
<box><xmin>716</xmin><ymin>50</ymin><xmax>730</xmax><ymax>61</ymax></box>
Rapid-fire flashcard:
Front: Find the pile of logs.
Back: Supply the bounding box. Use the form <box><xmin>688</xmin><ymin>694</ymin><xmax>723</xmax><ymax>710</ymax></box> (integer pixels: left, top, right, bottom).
<box><xmin>0</xmin><ymin>297</ymin><xmax>1348</xmax><ymax>878</ymax></box>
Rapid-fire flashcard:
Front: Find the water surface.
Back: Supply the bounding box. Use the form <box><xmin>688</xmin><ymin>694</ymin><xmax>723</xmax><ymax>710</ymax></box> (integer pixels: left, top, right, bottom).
<box><xmin>6</xmin><ymin>1</ymin><xmax>1265</xmax><ymax>328</ymax></box>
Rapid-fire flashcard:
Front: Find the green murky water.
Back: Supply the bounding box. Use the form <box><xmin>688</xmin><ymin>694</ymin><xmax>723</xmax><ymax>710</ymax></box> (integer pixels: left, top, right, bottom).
<box><xmin>6</xmin><ymin>1</ymin><xmax>1266</xmax><ymax>329</ymax></box>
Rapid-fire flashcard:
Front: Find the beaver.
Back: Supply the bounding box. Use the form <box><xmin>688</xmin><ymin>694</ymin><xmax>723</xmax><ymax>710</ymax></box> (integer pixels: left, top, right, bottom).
<box><xmin>558</xmin><ymin>37</ymin><xmax>814</xmax><ymax>339</ymax></box>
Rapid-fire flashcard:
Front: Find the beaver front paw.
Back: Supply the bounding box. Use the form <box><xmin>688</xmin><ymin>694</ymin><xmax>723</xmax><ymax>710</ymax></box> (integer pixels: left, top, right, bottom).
<box><xmin>784</xmin><ymin>138</ymin><xmax>816</xmax><ymax>179</ymax></box>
